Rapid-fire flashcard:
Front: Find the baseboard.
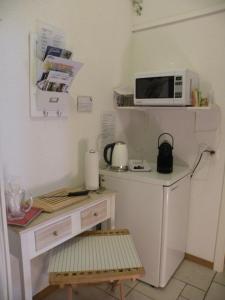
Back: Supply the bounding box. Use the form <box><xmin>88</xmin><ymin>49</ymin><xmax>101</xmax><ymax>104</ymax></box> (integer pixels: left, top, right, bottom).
<box><xmin>185</xmin><ymin>253</ymin><xmax>214</xmax><ymax>269</ymax></box>
<box><xmin>33</xmin><ymin>285</ymin><xmax>58</xmax><ymax>300</ymax></box>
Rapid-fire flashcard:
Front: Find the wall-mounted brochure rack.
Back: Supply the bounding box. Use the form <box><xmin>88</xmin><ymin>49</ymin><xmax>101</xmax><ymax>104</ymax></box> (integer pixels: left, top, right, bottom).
<box><xmin>29</xmin><ymin>33</ymin><xmax>82</xmax><ymax>118</ymax></box>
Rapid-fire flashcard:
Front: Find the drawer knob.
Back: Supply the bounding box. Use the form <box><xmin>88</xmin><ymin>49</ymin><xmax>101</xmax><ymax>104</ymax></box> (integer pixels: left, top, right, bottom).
<box><xmin>53</xmin><ymin>231</ymin><xmax>58</xmax><ymax>236</ymax></box>
<box><xmin>93</xmin><ymin>212</ymin><xmax>98</xmax><ymax>217</ymax></box>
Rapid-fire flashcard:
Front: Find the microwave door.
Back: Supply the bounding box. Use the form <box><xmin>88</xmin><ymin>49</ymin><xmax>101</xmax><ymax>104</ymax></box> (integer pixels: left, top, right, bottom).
<box><xmin>136</xmin><ymin>76</ymin><xmax>174</xmax><ymax>105</ymax></box>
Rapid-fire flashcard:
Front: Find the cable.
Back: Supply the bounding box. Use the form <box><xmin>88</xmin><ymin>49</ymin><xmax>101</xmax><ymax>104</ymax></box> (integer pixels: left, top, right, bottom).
<box><xmin>191</xmin><ymin>150</ymin><xmax>215</xmax><ymax>178</ymax></box>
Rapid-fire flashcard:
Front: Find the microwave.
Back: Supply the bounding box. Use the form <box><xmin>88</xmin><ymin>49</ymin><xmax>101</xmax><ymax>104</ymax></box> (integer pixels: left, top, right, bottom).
<box><xmin>134</xmin><ymin>69</ymin><xmax>199</xmax><ymax>106</ymax></box>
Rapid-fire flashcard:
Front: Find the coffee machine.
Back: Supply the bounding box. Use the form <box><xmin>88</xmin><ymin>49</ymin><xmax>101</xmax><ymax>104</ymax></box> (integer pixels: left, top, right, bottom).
<box><xmin>157</xmin><ymin>133</ymin><xmax>174</xmax><ymax>174</ymax></box>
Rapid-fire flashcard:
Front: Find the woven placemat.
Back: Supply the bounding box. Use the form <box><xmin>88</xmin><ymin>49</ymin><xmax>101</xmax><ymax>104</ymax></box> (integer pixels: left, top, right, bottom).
<box><xmin>33</xmin><ymin>188</ymin><xmax>89</xmax><ymax>213</ymax></box>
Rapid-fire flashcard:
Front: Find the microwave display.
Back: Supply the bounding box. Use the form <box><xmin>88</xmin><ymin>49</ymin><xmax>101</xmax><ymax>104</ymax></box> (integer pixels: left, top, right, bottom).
<box><xmin>136</xmin><ymin>76</ymin><xmax>174</xmax><ymax>99</ymax></box>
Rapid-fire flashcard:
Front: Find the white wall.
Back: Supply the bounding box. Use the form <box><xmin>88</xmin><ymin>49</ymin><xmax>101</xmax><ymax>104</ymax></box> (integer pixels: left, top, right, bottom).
<box><xmin>133</xmin><ymin>0</ymin><xmax>225</xmax><ymax>26</ymax></box>
<box><xmin>0</xmin><ymin>0</ymin><xmax>132</xmax><ymax>194</ymax></box>
<box><xmin>127</xmin><ymin>4</ymin><xmax>225</xmax><ymax>262</ymax></box>
<box><xmin>0</xmin><ymin>0</ymin><xmax>132</xmax><ymax>296</ymax></box>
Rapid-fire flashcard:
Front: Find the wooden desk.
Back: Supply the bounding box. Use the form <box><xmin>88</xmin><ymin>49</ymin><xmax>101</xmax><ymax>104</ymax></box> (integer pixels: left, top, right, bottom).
<box><xmin>8</xmin><ymin>190</ymin><xmax>115</xmax><ymax>300</ymax></box>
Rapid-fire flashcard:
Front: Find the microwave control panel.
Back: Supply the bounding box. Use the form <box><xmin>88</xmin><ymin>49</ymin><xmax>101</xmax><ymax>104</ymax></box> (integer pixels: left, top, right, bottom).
<box><xmin>174</xmin><ymin>76</ymin><xmax>183</xmax><ymax>98</ymax></box>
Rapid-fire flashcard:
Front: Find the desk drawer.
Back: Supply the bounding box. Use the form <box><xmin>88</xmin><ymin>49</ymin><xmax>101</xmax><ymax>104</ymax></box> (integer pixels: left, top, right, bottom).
<box><xmin>35</xmin><ymin>217</ymin><xmax>72</xmax><ymax>251</ymax></box>
<box><xmin>81</xmin><ymin>200</ymin><xmax>107</xmax><ymax>229</ymax></box>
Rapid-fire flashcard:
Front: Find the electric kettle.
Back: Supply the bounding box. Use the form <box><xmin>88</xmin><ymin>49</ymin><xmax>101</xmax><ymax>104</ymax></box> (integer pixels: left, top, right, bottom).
<box><xmin>157</xmin><ymin>133</ymin><xmax>174</xmax><ymax>174</ymax></box>
<box><xmin>103</xmin><ymin>141</ymin><xmax>128</xmax><ymax>171</ymax></box>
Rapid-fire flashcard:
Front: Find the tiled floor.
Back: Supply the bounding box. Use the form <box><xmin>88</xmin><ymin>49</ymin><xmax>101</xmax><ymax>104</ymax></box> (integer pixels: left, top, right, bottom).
<box><xmin>44</xmin><ymin>260</ymin><xmax>225</xmax><ymax>300</ymax></box>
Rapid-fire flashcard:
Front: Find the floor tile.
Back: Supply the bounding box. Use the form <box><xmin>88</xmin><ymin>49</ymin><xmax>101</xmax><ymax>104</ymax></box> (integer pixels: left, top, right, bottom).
<box><xmin>44</xmin><ymin>286</ymin><xmax>116</xmax><ymax>300</ymax></box>
<box><xmin>181</xmin><ymin>284</ymin><xmax>205</xmax><ymax>300</ymax></box>
<box><xmin>126</xmin><ymin>289</ymin><xmax>154</xmax><ymax>300</ymax></box>
<box><xmin>174</xmin><ymin>260</ymin><xmax>215</xmax><ymax>291</ymax></box>
<box><xmin>134</xmin><ymin>278</ymin><xmax>185</xmax><ymax>300</ymax></box>
<box><xmin>73</xmin><ymin>286</ymin><xmax>117</xmax><ymax>300</ymax></box>
<box><xmin>97</xmin><ymin>282</ymin><xmax>131</xmax><ymax>298</ymax></box>
<box><xmin>126</xmin><ymin>280</ymin><xmax>139</xmax><ymax>289</ymax></box>
<box><xmin>214</xmin><ymin>270</ymin><xmax>225</xmax><ymax>286</ymax></box>
<box><xmin>205</xmin><ymin>282</ymin><xmax>225</xmax><ymax>300</ymax></box>
<box><xmin>43</xmin><ymin>288</ymin><xmax>66</xmax><ymax>300</ymax></box>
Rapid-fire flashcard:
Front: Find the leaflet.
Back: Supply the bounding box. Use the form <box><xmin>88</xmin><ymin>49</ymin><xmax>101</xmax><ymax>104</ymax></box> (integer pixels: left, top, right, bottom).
<box><xmin>37</xmin><ymin>70</ymin><xmax>73</xmax><ymax>92</ymax></box>
<box><xmin>37</xmin><ymin>22</ymin><xmax>65</xmax><ymax>60</ymax></box>
<box><xmin>43</xmin><ymin>46</ymin><xmax>72</xmax><ymax>60</ymax></box>
<box><xmin>42</xmin><ymin>55</ymin><xmax>83</xmax><ymax>76</ymax></box>
<box><xmin>37</xmin><ymin>58</ymin><xmax>83</xmax><ymax>92</ymax></box>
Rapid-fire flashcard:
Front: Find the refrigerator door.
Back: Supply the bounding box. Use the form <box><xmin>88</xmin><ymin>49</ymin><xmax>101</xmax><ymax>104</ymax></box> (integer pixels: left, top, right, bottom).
<box><xmin>160</xmin><ymin>175</ymin><xmax>190</xmax><ymax>287</ymax></box>
<box><xmin>101</xmin><ymin>174</ymin><xmax>164</xmax><ymax>287</ymax></box>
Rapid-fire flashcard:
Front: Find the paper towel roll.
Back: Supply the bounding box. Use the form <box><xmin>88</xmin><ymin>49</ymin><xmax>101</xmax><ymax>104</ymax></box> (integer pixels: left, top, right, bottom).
<box><xmin>85</xmin><ymin>150</ymin><xmax>99</xmax><ymax>190</ymax></box>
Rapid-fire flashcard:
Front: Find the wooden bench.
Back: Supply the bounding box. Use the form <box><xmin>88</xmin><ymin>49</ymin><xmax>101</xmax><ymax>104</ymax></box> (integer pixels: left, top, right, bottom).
<box><xmin>48</xmin><ymin>229</ymin><xmax>144</xmax><ymax>300</ymax></box>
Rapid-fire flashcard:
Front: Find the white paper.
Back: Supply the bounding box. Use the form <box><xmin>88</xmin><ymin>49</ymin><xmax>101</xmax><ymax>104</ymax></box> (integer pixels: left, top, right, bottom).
<box><xmin>101</xmin><ymin>112</ymin><xmax>115</xmax><ymax>147</ymax></box>
<box><xmin>37</xmin><ymin>57</ymin><xmax>83</xmax><ymax>91</ymax></box>
<box><xmin>85</xmin><ymin>150</ymin><xmax>99</xmax><ymax>190</ymax></box>
<box><xmin>77</xmin><ymin>96</ymin><xmax>93</xmax><ymax>112</ymax></box>
<box><xmin>37</xmin><ymin>22</ymin><xmax>65</xmax><ymax>60</ymax></box>
<box><xmin>46</xmin><ymin>71</ymin><xmax>72</xmax><ymax>84</ymax></box>
<box><xmin>43</xmin><ymin>55</ymin><xmax>83</xmax><ymax>76</ymax></box>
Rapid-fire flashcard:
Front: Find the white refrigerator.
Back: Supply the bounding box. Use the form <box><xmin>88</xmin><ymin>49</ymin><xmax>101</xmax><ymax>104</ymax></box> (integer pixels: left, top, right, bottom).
<box><xmin>100</xmin><ymin>165</ymin><xmax>190</xmax><ymax>287</ymax></box>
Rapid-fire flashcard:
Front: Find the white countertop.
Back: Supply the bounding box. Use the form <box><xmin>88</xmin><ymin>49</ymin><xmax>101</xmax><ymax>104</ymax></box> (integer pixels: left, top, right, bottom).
<box><xmin>100</xmin><ymin>164</ymin><xmax>191</xmax><ymax>186</ymax></box>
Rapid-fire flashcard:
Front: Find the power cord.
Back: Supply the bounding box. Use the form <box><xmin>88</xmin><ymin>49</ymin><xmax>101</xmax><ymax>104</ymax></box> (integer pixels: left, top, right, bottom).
<box><xmin>191</xmin><ymin>150</ymin><xmax>215</xmax><ymax>178</ymax></box>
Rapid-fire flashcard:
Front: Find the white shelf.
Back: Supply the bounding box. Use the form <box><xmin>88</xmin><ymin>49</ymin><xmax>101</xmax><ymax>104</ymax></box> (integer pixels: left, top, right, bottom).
<box><xmin>186</xmin><ymin>106</ymin><xmax>212</xmax><ymax>111</ymax></box>
<box><xmin>116</xmin><ymin>104</ymin><xmax>215</xmax><ymax>112</ymax></box>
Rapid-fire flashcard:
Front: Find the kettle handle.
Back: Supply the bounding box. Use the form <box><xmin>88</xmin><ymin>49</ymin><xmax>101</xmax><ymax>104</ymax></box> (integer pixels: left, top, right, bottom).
<box><xmin>158</xmin><ymin>133</ymin><xmax>174</xmax><ymax>148</ymax></box>
<box><xmin>103</xmin><ymin>143</ymin><xmax>115</xmax><ymax>165</ymax></box>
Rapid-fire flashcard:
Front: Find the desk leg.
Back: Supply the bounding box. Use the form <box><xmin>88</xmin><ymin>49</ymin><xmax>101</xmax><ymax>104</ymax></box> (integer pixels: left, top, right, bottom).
<box><xmin>18</xmin><ymin>235</ymin><xmax>33</xmax><ymax>300</ymax></box>
<box><xmin>102</xmin><ymin>196</ymin><xmax>115</xmax><ymax>230</ymax></box>
<box><xmin>8</xmin><ymin>229</ymin><xmax>33</xmax><ymax>300</ymax></box>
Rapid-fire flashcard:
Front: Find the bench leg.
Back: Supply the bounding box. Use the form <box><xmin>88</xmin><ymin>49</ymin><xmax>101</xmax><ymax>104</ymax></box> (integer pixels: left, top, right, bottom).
<box><xmin>67</xmin><ymin>285</ymin><xmax>73</xmax><ymax>300</ymax></box>
<box><xmin>119</xmin><ymin>282</ymin><xmax>125</xmax><ymax>300</ymax></box>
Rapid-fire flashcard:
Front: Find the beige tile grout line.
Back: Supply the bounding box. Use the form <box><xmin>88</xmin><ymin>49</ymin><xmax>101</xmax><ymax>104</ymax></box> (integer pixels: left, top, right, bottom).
<box><xmin>213</xmin><ymin>281</ymin><xmax>225</xmax><ymax>288</ymax></box>
<box><xmin>124</xmin><ymin>281</ymin><xmax>139</xmax><ymax>297</ymax></box>
<box><xmin>95</xmin><ymin>281</ymin><xmax>140</xmax><ymax>300</ymax></box>
<box><xmin>176</xmin><ymin>282</ymin><xmax>187</xmax><ymax>300</ymax></box>
<box><xmin>173</xmin><ymin>276</ymin><xmax>209</xmax><ymax>293</ymax></box>
<box><xmin>72</xmin><ymin>285</ymin><xmax>118</xmax><ymax>300</ymax></box>
<box><xmin>125</xmin><ymin>282</ymin><xmax>142</xmax><ymax>298</ymax></box>
<box><xmin>95</xmin><ymin>285</ymin><xmax>118</xmax><ymax>300</ymax></box>
<box><xmin>203</xmin><ymin>272</ymin><xmax>217</xmax><ymax>300</ymax></box>
<box><xmin>126</xmin><ymin>281</ymin><xmax>155</xmax><ymax>299</ymax></box>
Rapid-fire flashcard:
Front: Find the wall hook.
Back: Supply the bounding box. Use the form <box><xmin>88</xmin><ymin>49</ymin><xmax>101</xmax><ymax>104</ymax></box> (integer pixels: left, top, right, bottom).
<box><xmin>43</xmin><ymin>110</ymin><xmax>48</xmax><ymax>117</ymax></box>
<box><xmin>57</xmin><ymin>111</ymin><xmax>62</xmax><ymax>117</ymax></box>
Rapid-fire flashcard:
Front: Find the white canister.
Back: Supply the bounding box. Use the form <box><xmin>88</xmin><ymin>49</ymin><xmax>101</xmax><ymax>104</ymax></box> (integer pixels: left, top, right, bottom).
<box><xmin>84</xmin><ymin>149</ymin><xmax>99</xmax><ymax>190</ymax></box>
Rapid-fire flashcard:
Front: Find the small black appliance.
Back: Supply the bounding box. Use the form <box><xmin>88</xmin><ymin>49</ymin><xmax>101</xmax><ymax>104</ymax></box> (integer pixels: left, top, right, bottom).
<box><xmin>157</xmin><ymin>133</ymin><xmax>174</xmax><ymax>174</ymax></box>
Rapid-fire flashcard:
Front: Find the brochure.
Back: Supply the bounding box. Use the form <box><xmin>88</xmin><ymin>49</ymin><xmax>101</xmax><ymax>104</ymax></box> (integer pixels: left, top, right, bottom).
<box><xmin>37</xmin><ymin>70</ymin><xmax>73</xmax><ymax>92</ymax></box>
<box><xmin>37</xmin><ymin>56</ymin><xmax>83</xmax><ymax>92</ymax></box>
<box><xmin>7</xmin><ymin>207</ymin><xmax>43</xmax><ymax>227</ymax></box>
<box><xmin>43</xmin><ymin>46</ymin><xmax>72</xmax><ymax>60</ymax></box>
